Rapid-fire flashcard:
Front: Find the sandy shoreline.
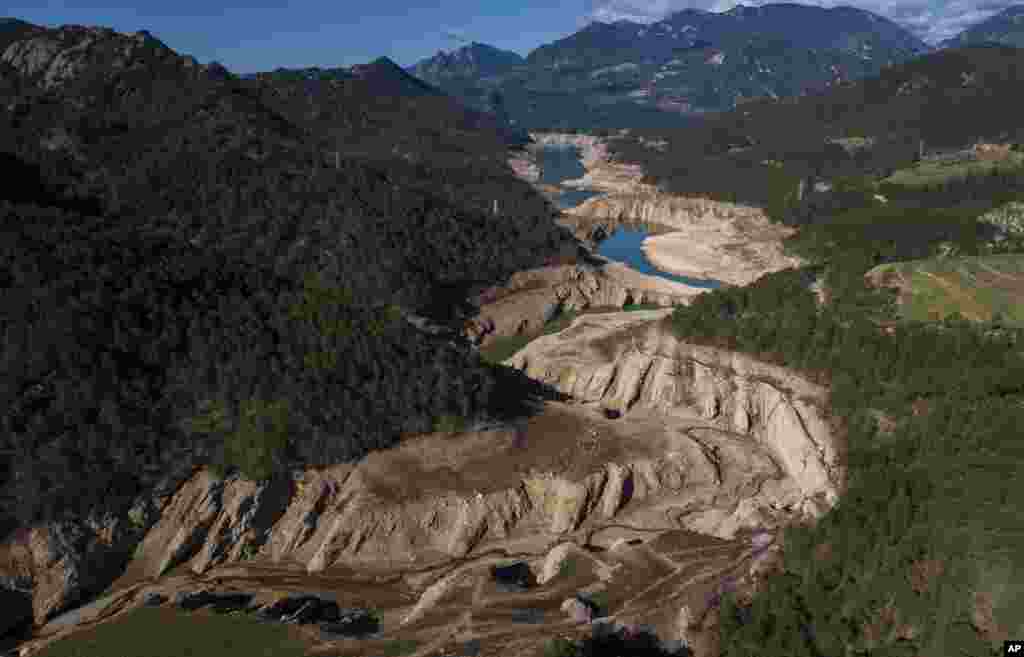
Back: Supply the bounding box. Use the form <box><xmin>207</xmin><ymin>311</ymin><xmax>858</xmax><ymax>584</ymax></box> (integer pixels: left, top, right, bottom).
<box><xmin>569</xmin><ymin>193</ymin><xmax>804</xmax><ymax>288</ymax></box>
<box><xmin>511</xmin><ymin>134</ymin><xmax>802</xmax><ymax>288</ymax></box>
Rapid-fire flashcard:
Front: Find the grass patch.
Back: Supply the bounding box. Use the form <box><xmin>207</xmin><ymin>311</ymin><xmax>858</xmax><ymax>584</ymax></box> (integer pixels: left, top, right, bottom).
<box><xmin>882</xmin><ymin>151</ymin><xmax>1024</xmax><ymax>188</ymax></box>
<box><xmin>543</xmin><ymin>637</ymin><xmax>580</xmax><ymax>657</ymax></box>
<box><xmin>376</xmin><ymin>638</ymin><xmax>420</xmax><ymax>656</ymax></box>
<box><xmin>868</xmin><ymin>254</ymin><xmax>1024</xmax><ymax>325</ymax></box>
<box><xmin>479</xmin><ymin>334</ymin><xmax>534</xmax><ymax>364</ymax></box>
<box><xmin>33</xmin><ymin>606</ymin><xmax>311</xmax><ymax>657</ymax></box>
<box><xmin>432</xmin><ymin>413</ymin><xmax>467</xmax><ymax>434</ymax></box>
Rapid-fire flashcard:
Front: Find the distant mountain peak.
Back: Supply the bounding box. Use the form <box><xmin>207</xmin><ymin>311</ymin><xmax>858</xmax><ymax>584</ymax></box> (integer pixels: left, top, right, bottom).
<box><xmin>408</xmin><ymin>41</ymin><xmax>524</xmax><ymax>79</ymax></box>
<box><xmin>942</xmin><ymin>4</ymin><xmax>1024</xmax><ymax>48</ymax></box>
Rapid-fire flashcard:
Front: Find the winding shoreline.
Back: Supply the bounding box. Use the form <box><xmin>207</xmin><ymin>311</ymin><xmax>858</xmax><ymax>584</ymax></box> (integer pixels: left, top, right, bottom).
<box><xmin>512</xmin><ymin>133</ymin><xmax>802</xmax><ymax>289</ymax></box>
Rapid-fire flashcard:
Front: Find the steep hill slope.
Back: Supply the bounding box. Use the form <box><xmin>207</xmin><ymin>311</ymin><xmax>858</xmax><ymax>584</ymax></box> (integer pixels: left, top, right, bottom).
<box><xmin>0</xmin><ymin>19</ymin><xmax>577</xmax><ymax>537</ymax></box>
<box><xmin>606</xmin><ymin>44</ymin><xmax>1024</xmax><ymax>210</ymax></box>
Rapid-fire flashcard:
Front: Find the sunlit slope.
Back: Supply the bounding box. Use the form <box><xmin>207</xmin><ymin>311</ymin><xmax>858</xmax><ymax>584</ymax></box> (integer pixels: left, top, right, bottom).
<box><xmin>867</xmin><ymin>254</ymin><xmax>1024</xmax><ymax>324</ymax></box>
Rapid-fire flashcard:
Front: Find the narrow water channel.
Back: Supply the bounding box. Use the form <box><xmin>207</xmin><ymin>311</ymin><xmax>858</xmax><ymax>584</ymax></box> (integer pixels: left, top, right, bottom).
<box><xmin>537</xmin><ymin>144</ymin><xmax>723</xmax><ymax>289</ymax></box>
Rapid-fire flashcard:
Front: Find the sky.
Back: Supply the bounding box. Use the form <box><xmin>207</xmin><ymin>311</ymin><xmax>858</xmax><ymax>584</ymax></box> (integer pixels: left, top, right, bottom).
<box><xmin>5</xmin><ymin>0</ymin><xmax>1021</xmax><ymax>75</ymax></box>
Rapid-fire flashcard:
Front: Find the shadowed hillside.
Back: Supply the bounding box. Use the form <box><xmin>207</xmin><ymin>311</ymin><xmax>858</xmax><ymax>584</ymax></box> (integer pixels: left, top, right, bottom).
<box><xmin>0</xmin><ymin>20</ymin><xmax>576</xmax><ymax>530</ymax></box>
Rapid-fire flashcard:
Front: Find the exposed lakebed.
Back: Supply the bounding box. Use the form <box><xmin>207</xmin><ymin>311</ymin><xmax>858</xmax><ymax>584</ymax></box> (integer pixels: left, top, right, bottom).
<box><xmin>537</xmin><ymin>144</ymin><xmax>723</xmax><ymax>289</ymax></box>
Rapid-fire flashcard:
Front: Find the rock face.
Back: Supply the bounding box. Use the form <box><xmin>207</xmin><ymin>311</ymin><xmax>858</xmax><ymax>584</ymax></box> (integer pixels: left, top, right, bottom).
<box><xmin>568</xmin><ymin>192</ymin><xmax>803</xmax><ymax>287</ymax></box>
<box><xmin>0</xmin><ymin>311</ymin><xmax>842</xmax><ymax>657</ymax></box>
<box><xmin>506</xmin><ymin>309</ymin><xmax>843</xmax><ymax>523</ymax></box>
<box><xmin>464</xmin><ymin>261</ymin><xmax>702</xmax><ymax>346</ymax></box>
<box><xmin>0</xmin><ymin>24</ymin><xmax>227</xmax><ymax>91</ymax></box>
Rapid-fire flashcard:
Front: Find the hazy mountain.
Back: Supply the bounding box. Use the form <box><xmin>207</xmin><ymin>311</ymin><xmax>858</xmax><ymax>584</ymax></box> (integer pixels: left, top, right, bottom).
<box><xmin>410</xmin><ymin>2</ymin><xmax>932</xmax><ymax>131</ymax></box>
<box><xmin>248</xmin><ymin>55</ymin><xmax>528</xmax><ymax>146</ymax></box>
<box><xmin>611</xmin><ymin>43</ymin><xmax>1024</xmax><ymax>207</ymax></box>
<box><xmin>941</xmin><ymin>5</ymin><xmax>1024</xmax><ymax>49</ymax></box>
<box><xmin>407</xmin><ymin>42</ymin><xmax>525</xmax><ymax>80</ymax></box>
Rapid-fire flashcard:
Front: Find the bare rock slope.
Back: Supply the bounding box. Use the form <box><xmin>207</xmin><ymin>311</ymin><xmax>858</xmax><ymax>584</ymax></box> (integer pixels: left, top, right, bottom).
<box><xmin>464</xmin><ymin>261</ymin><xmax>704</xmax><ymax>347</ymax></box>
<box><xmin>569</xmin><ymin>193</ymin><xmax>803</xmax><ymax>286</ymax></box>
<box><xmin>507</xmin><ymin>309</ymin><xmax>844</xmax><ymax>527</ymax></box>
<box><xmin>3</xmin><ymin>310</ymin><xmax>843</xmax><ymax>657</ymax></box>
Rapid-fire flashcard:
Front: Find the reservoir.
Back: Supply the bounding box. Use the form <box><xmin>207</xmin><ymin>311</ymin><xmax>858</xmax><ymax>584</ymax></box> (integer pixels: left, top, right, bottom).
<box><xmin>537</xmin><ymin>144</ymin><xmax>723</xmax><ymax>289</ymax></box>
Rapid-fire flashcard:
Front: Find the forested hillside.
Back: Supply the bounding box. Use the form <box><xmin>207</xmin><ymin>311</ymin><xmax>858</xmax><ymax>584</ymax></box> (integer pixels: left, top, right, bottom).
<box><xmin>0</xmin><ymin>23</ymin><xmax>576</xmax><ymax>531</ymax></box>
<box><xmin>597</xmin><ymin>42</ymin><xmax>1024</xmax><ymax>657</ymax></box>
<box><xmin>409</xmin><ymin>4</ymin><xmax>932</xmax><ymax>131</ymax></box>
<box><xmin>608</xmin><ymin>44</ymin><xmax>1024</xmax><ymax>209</ymax></box>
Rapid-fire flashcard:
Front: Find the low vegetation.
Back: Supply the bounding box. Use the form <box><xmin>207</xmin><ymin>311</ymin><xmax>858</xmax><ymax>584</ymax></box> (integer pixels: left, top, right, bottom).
<box><xmin>882</xmin><ymin>148</ymin><xmax>1024</xmax><ymax>188</ymax></box>
<box><xmin>867</xmin><ymin>254</ymin><xmax>1024</xmax><ymax>325</ymax></box>
<box><xmin>33</xmin><ymin>606</ymin><xmax>311</xmax><ymax>657</ymax></box>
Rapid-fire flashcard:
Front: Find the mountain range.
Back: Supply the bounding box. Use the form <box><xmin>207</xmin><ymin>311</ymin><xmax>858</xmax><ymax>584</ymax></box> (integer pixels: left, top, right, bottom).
<box><xmin>405</xmin><ymin>2</ymin><xmax>1023</xmax><ymax>130</ymax></box>
<box><xmin>941</xmin><ymin>4</ymin><xmax>1024</xmax><ymax>49</ymax></box>
<box><xmin>1</xmin><ymin>8</ymin><xmax>1024</xmax><ymax>657</ymax></box>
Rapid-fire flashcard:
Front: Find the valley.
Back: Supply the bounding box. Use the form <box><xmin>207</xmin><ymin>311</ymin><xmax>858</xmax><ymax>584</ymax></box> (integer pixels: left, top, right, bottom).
<box><xmin>2</xmin><ymin>6</ymin><xmax>1024</xmax><ymax>657</ymax></box>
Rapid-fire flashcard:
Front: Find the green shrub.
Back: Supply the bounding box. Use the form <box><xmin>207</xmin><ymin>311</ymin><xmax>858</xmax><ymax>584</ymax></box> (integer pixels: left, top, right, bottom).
<box><xmin>188</xmin><ymin>397</ymin><xmax>292</xmax><ymax>482</ymax></box>
<box><xmin>224</xmin><ymin>398</ymin><xmax>291</xmax><ymax>481</ymax></box>
<box><xmin>585</xmin><ymin>591</ymin><xmax>609</xmax><ymax>616</ymax></box>
<box><xmin>433</xmin><ymin>413</ymin><xmax>467</xmax><ymax>434</ymax></box>
<box><xmin>239</xmin><ymin>543</ymin><xmax>257</xmax><ymax>561</ymax></box>
<box><xmin>479</xmin><ymin>334</ymin><xmax>533</xmax><ymax>363</ymax></box>
<box><xmin>543</xmin><ymin>637</ymin><xmax>580</xmax><ymax>657</ymax></box>
<box><xmin>378</xmin><ymin>639</ymin><xmax>419</xmax><ymax>657</ymax></box>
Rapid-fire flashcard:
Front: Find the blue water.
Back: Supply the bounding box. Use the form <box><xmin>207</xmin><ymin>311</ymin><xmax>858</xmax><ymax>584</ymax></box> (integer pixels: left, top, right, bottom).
<box><xmin>536</xmin><ymin>143</ymin><xmax>723</xmax><ymax>289</ymax></box>
<box><xmin>538</xmin><ymin>145</ymin><xmax>604</xmax><ymax>210</ymax></box>
<box><xmin>598</xmin><ymin>227</ymin><xmax>723</xmax><ymax>289</ymax></box>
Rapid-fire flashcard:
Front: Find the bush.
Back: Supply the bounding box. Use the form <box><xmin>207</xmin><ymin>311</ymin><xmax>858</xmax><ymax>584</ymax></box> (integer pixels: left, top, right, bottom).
<box><xmin>192</xmin><ymin>397</ymin><xmax>292</xmax><ymax>482</ymax></box>
<box><xmin>433</xmin><ymin>413</ymin><xmax>467</xmax><ymax>434</ymax></box>
<box><xmin>543</xmin><ymin>637</ymin><xmax>580</xmax><ymax>657</ymax></box>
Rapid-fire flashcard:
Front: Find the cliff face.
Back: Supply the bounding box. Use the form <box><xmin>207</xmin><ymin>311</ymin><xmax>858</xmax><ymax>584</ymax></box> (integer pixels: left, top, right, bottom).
<box><xmin>507</xmin><ymin>309</ymin><xmax>843</xmax><ymax>516</ymax></box>
<box><xmin>568</xmin><ymin>192</ymin><xmax>803</xmax><ymax>286</ymax></box>
<box><xmin>1</xmin><ymin>312</ymin><xmax>840</xmax><ymax>649</ymax></box>
<box><xmin>0</xmin><ymin>24</ymin><xmax>225</xmax><ymax>91</ymax></box>
<box><xmin>464</xmin><ymin>262</ymin><xmax>702</xmax><ymax>346</ymax></box>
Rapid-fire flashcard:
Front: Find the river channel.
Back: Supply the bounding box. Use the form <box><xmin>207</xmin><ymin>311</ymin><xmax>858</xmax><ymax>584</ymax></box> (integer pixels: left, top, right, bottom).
<box><xmin>537</xmin><ymin>144</ymin><xmax>723</xmax><ymax>289</ymax></box>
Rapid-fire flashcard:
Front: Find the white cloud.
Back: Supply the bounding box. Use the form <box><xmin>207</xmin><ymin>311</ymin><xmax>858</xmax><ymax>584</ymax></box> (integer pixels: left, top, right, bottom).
<box><xmin>583</xmin><ymin>0</ymin><xmax>1024</xmax><ymax>44</ymax></box>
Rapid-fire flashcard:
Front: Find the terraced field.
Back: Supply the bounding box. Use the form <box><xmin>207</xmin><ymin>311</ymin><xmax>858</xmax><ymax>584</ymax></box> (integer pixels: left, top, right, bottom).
<box><xmin>866</xmin><ymin>254</ymin><xmax>1024</xmax><ymax>325</ymax></box>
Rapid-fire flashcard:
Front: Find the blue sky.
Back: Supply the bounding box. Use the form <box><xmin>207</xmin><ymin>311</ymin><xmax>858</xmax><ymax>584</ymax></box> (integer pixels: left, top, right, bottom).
<box><xmin>5</xmin><ymin>0</ymin><xmax>1020</xmax><ymax>74</ymax></box>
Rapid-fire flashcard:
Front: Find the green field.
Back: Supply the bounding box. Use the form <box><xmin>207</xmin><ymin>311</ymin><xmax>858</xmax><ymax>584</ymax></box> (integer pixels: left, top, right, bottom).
<box><xmin>33</xmin><ymin>606</ymin><xmax>311</xmax><ymax>657</ymax></box>
<box><xmin>33</xmin><ymin>605</ymin><xmax>420</xmax><ymax>657</ymax></box>
<box><xmin>881</xmin><ymin>150</ymin><xmax>1024</xmax><ymax>188</ymax></box>
<box><xmin>867</xmin><ymin>254</ymin><xmax>1024</xmax><ymax>325</ymax></box>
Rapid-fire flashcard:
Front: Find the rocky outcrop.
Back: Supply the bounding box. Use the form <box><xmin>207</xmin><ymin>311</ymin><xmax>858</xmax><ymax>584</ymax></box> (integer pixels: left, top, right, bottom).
<box><xmin>507</xmin><ymin>309</ymin><xmax>843</xmax><ymax>520</ymax></box>
<box><xmin>0</xmin><ymin>310</ymin><xmax>846</xmax><ymax>657</ymax></box>
<box><xmin>1</xmin><ymin>315</ymin><xmax>840</xmax><ymax>634</ymax></box>
<box><xmin>464</xmin><ymin>261</ymin><xmax>703</xmax><ymax>346</ymax></box>
<box><xmin>507</xmin><ymin>151</ymin><xmax>540</xmax><ymax>184</ymax></box>
<box><xmin>569</xmin><ymin>192</ymin><xmax>803</xmax><ymax>286</ymax></box>
<box><xmin>1</xmin><ymin>24</ymin><xmax>227</xmax><ymax>91</ymax></box>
